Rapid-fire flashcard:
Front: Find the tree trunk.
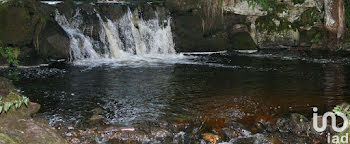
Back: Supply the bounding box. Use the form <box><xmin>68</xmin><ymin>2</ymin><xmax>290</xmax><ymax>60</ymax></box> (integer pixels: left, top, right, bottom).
<box><xmin>324</xmin><ymin>0</ymin><xmax>345</xmax><ymax>39</ymax></box>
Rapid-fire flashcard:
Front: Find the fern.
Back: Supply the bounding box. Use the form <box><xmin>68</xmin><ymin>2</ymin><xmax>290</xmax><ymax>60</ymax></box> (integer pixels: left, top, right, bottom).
<box><xmin>0</xmin><ymin>92</ymin><xmax>29</xmax><ymax>114</ymax></box>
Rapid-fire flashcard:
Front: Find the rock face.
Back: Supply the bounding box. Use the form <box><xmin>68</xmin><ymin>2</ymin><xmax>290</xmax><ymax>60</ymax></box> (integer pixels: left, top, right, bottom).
<box><xmin>168</xmin><ymin>0</ymin><xmax>257</xmax><ymax>52</ymax></box>
<box><xmin>167</xmin><ymin>0</ymin><xmax>346</xmax><ymax>50</ymax></box>
<box><xmin>0</xmin><ymin>1</ymin><xmax>70</xmax><ymax>65</ymax></box>
<box><xmin>36</xmin><ymin>21</ymin><xmax>70</xmax><ymax>60</ymax></box>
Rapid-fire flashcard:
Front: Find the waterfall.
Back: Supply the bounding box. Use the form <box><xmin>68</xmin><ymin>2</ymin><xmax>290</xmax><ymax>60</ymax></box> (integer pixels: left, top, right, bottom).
<box><xmin>55</xmin><ymin>9</ymin><xmax>101</xmax><ymax>61</ymax></box>
<box><xmin>55</xmin><ymin>8</ymin><xmax>179</xmax><ymax>64</ymax></box>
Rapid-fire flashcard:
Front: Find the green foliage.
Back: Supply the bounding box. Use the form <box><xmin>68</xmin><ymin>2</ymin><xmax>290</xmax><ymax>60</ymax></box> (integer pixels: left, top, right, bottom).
<box><xmin>0</xmin><ymin>92</ymin><xmax>29</xmax><ymax>114</ymax></box>
<box><xmin>333</xmin><ymin>104</ymin><xmax>350</xmax><ymax>119</ymax></box>
<box><xmin>311</xmin><ymin>33</ymin><xmax>322</xmax><ymax>43</ymax></box>
<box><xmin>0</xmin><ymin>45</ymin><xmax>20</xmax><ymax>65</ymax></box>
<box><xmin>296</xmin><ymin>7</ymin><xmax>322</xmax><ymax>27</ymax></box>
<box><xmin>243</xmin><ymin>0</ymin><xmax>292</xmax><ymax>33</ymax></box>
<box><xmin>256</xmin><ymin>15</ymin><xmax>295</xmax><ymax>33</ymax></box>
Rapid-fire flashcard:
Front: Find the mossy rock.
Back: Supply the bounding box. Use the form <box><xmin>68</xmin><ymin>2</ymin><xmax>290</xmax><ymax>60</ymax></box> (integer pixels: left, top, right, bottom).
<box><xmin>0</xmin><ymin>92</ymin><xmax>40</xmax><ymax>119</ymax></box>
<box><xmin>230</xmin><ymin>32</ymin><xmax>257</xmax><ymax>50</ymax></box>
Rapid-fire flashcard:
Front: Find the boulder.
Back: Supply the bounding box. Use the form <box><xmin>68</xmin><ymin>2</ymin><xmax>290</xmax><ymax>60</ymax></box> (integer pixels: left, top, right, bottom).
<box><xmin>36</xmin><ymin>20</ymin><xmax>70</xmax><ymax>60</ymax></box>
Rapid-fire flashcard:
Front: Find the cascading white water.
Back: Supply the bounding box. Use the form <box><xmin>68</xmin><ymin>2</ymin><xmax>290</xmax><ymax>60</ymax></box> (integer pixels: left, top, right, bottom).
<box><xmin>55</xmin><ymin>9</ymin><xmax>101</xmax><ymax>61</ymax></box>
<box><xmin>55</xmin><ymin>8</ymin><xmax>181</xmax><ymax>64</ymax></box>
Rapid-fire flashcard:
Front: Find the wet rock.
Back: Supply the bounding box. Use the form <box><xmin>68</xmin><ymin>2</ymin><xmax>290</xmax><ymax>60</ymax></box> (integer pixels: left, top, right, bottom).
<box><xmin>222</xmin><ymin>121</ymin><xmax>252</xmax><ymax>138</ymax></box>
<box><xmin>202</xmin><ymin>133</ymin><xmax>219</xmax><ymax>143</ymax></box>
<box><xmin>273</xmin><ymin>113</ymin><xmax>311</xmax><ymax>135</ymax></box>
<box><xmin>36</xmin><ymin>20</ymin><xmax>70</xmax><ymax>60</ymax></box>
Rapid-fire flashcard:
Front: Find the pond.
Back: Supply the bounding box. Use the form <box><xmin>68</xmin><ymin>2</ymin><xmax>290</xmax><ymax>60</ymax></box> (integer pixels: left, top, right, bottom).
<box><xmin>1</xmin><ymin>50</ymin><xmax>349</xmax><ymax>143</ymax></box>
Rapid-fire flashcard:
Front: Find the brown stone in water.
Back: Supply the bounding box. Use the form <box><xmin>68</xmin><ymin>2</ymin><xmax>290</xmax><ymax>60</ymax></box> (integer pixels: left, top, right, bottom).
<box><xmin>203</xmin><ymin>133</ymin><xmax>219</xmax><ymax>143</ymax></box>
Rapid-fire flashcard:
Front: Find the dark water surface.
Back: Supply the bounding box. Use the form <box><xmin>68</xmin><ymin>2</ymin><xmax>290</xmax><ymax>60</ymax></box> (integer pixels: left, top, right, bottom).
<box><xmin>1</xmin><ymin>51</ymin><xmax>350</xmax><ymax>142</ymax></box>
